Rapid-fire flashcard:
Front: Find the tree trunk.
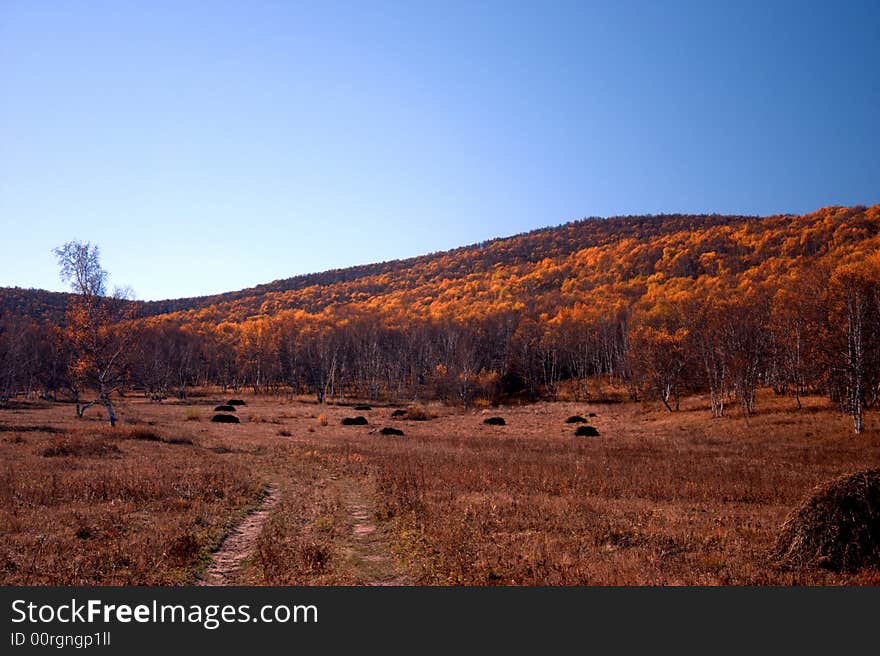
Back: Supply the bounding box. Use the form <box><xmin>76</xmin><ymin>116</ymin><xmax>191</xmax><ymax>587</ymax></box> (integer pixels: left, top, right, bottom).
<box><xmin>101</xmin><ymin>394</ymin><xmax>117</xmax><ymax>427</ymax></box>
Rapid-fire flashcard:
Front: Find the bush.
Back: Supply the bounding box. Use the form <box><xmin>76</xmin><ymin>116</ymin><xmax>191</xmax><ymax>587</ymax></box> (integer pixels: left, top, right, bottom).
<box><xmin>184</xmin><ymin>408</ymin><xmax>201</xmax><ymax>422</ymax></box>
<box><xmin>575</xmin><ymin>426</ymin><xmax>600</xmax><ymax>437</ymax></box>
<box><xmin>391</xmin><ymin>409</ymin><xmax>407</xmax><ymax>418</ymax></box>
<box><xmin>565</xmin><ymin>415</ymin><xmax>588</xmax><ymax>424</ymax></box>
<box><xmin>380</xmin><ymin>427</ymin><xmax>405</xmax><ymax>436</ymax></box>
<box><xmin>483</xmin><ymin>417</ymin><xmax>506</xmax><ymax>426</ymax></box>
<box><xmin>341</xmin><ymin>416</ymin><xmax>368</xmax><ymax>426</ymax></box>
<box><xmin>227</xmin><ymin>399</ymin><xmax>246</xmax><ymax>406</ymax></box>
<box><xmin>354</xmin><ymin>404</ymin><xmax>372</xmax><ymax>411</ymax></box>
<box><xmin>775</xmin><ymin>468</ymin><xmax>880</xmax><ymax>572</ymax></box>
<box><xmin>211</xmin><ymin>414</ymin><xmax>240</xmax><ymax>424</ymax></box>
<box><xmin>316</xmin><ymin>414</ymin><xmax>328</xmax><ymax>427</ymax></box>
<box><xmin>214</xmin><ymin>404</ymin><xmax>236</xmax><ymax>412</ymax></box>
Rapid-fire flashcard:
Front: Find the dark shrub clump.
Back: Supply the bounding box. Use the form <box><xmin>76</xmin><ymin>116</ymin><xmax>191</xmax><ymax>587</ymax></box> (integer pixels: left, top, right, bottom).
<box><xmin>227</xmin><ymin>399</ymin><xmax>246</xmax><ymax>406</ymax></box>
<box><xmin>391</xmin><ymin>409</ymin><xmax>407</xmax><ymax>418</ymax></box>
<box><xmin>380</xmin><ymin>427</ymin><xmax>405</xmax><ymax>436</ymax></box>
<box><xmin>774</xmin><ymin>468</ymin><xmax>880</xmax><ymax>572</ymax></box>
<box><xmin>354</xmin><ymin>404</ymin><xmax>372</xmax><ymax>411</ymax></box>
<box><xmin>575</xmin><ymin>426</ymin><xmax>600</xmax><ymax>437</ymax></box>
<box><xmin>211</xmin><ymin>414</ymin><xmax>240</xmax><ymax>424</ymax></box>
<box><xmin>484</xmin><ymin>417</ymin><xmax>506</xmax><ymax>426</ymax></box>
<box><xmin>214</xmin><ymin>405</ymin><xmax>236</xmax><ymax>412</ymax></box>
<box><xmin>126</xmin><ymin>429</ymin><xmax>162</xmax><ymax>441</ymax></box>
<box><xmin>341</xmin><ymin>416</ymin><xmax>368</xmax><ymax>426</ymax></box>
<box><xmin>565</xmin><ymin>415</ymin><xmax>588</xmax><ymax>424</ymax></box>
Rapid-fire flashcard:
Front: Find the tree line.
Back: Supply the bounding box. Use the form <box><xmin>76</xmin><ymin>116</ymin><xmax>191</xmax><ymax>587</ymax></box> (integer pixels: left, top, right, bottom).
<box><xmin>1</xmin><ymin>205</ymin><xmax>879</xmax><ymax>432</ymax></box>
<box><xmin>1</xmin><ymin>248</ymin><xmax>878</xmax><ymax>433</ymax></box>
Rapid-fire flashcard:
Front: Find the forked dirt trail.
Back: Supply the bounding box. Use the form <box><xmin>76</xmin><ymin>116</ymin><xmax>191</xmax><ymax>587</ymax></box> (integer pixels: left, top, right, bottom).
<box><xmin>199</xmin><ymin>485</ymin><xmax>280</xmax><ymax>586</ymax></box>
<box><xmin>340</xmin><ymin>481</ymin><xmax>411</xmax><ymax>586</ymax></box>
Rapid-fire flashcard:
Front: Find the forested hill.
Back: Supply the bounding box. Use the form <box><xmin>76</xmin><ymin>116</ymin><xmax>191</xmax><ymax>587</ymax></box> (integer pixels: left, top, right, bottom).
<box><xmin>4</xmin><ymin>204</ymin><xmax>880</xmax><ymax>430</ymax></box>
<box><xmin>136</xmin><ymin>205</ymin><xmax>880</xmax><ymax>325</ymax></box>
<box><xmin>2</xmin><ymin>206</ymin><xmax>878</xmax><ymax>326</ymax></box>
<box><xmin>0</xmin><ymin>212</ymin><xmax>736</xmax><ymax>323</ymax></box>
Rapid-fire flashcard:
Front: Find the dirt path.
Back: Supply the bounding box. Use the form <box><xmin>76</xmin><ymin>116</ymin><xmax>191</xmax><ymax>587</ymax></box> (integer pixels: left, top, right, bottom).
<box><xmin>198</xmin><ymin>485</ymin><xmax>280</xmax><ymax>586</ymax></box>
<box><xmin>340</xmin><ymin>481</ymin><xmax>411</xmax><ymax>586</ymax></box>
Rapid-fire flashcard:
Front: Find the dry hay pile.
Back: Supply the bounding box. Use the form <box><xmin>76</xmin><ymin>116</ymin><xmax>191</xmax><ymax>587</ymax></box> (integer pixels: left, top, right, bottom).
<box><xmin>775</xmin><ymin>468</ymin><xmax>880</xmax><ymax>572</ymax></box>
<box><xmin>404</xmin><ymin>406</ymin><xmax>430</xmax><ymax>421</ymax></box>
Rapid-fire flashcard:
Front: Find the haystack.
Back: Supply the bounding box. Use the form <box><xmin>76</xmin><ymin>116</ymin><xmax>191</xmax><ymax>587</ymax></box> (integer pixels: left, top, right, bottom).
<box><xmin>775</xmin><ymin>468</ymin><xmax>880</xmax><ymax>572</ymax></box>
<box><xmin>404</xmin><ymin>407</ymin><xmax>430</xmax><ymax>421</ymax></box>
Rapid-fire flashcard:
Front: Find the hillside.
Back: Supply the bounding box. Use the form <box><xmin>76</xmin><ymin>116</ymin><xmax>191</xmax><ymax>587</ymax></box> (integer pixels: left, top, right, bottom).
<box><xmin>138</xmin><ymin>205</ymin><xmax>878</xmax><ymax>326</ymax></box>
<box><xmin>2</xmin><ymin>211</ymin><xmax>757</xmax><ymax>324</ymax></box>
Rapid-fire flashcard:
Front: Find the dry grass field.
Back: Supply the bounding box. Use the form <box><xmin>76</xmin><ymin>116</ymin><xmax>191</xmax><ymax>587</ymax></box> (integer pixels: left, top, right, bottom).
<box><xmin>2</xmin><ymin>391</ymin><xmax>879</xmax><ymax>585</ymax></box>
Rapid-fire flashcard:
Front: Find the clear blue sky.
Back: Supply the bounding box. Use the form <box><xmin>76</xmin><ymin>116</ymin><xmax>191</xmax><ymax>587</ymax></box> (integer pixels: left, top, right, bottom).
<box><xmin>2</xmin><ymin>1</ymin><xmax>878</xmax><ymax>301</ymax></box>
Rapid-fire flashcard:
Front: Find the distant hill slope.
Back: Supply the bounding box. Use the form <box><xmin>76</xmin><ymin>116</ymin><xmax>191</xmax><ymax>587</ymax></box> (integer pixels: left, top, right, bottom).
<box><xmin>3</xmin><ymin>206</ymin><xmax>878</xmax><ymax>326</ymax></box>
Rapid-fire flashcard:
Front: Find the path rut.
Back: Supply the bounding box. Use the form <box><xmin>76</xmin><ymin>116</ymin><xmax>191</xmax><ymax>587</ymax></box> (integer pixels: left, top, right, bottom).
<box><xmin>199</xmin><ymin>485</ymin><xmax>280</xmax><ymax>586</ymax></box>
<box><xmin>342</xmin><ymin>483</ymin><xmax>411</xmax><ymax>586</ymax></box>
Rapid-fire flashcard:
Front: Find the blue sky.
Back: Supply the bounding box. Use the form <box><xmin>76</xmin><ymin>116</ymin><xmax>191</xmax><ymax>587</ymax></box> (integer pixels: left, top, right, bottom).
<box><xmin>2</xmin><ymin>1</ymin><xmax>878</xmax><ymax>300</ymax></box>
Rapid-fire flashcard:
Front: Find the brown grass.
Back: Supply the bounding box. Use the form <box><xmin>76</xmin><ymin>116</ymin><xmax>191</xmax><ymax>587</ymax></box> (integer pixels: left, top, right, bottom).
<box><xmin>0</xmin><ymin>412</ymin><xmax>262</xmax><ymax>585</ymax></box>
<box><xmin>40</xmin><ymin>435</ymin><xmax>122</xmax><ymax>458</ymax></box>
<box><xmin>360</xmin><ymin>394</ymin><xmax>880</xmax><ymax>584</ymax></box>
<box><xmin>248</xmin><ymin>455</ymin><xmax>343</xmax><ymax>585</ymax></box>
<box><xmin>2</xmin><ymin>390</ymin><xmax>879</xmax><ymax>585</ymax></box>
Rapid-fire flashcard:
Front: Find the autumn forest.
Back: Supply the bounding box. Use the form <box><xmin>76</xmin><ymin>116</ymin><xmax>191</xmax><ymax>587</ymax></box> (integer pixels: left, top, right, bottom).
<box><xmin>2</xmin><ymin>204</ymin><xmax>879</xmax><ymax>433</ymax></box>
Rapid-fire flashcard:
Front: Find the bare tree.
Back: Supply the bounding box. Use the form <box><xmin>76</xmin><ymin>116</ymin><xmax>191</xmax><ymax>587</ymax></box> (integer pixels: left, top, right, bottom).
<box><xmin>829</xmin><ymin>262</ymin><xmax>880</xmax><ymax>433</ymax></box>
<box><xmin>54</xmin><ymin>241</ymin><xmax>132</xmax><ymax>426</ymax></box>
